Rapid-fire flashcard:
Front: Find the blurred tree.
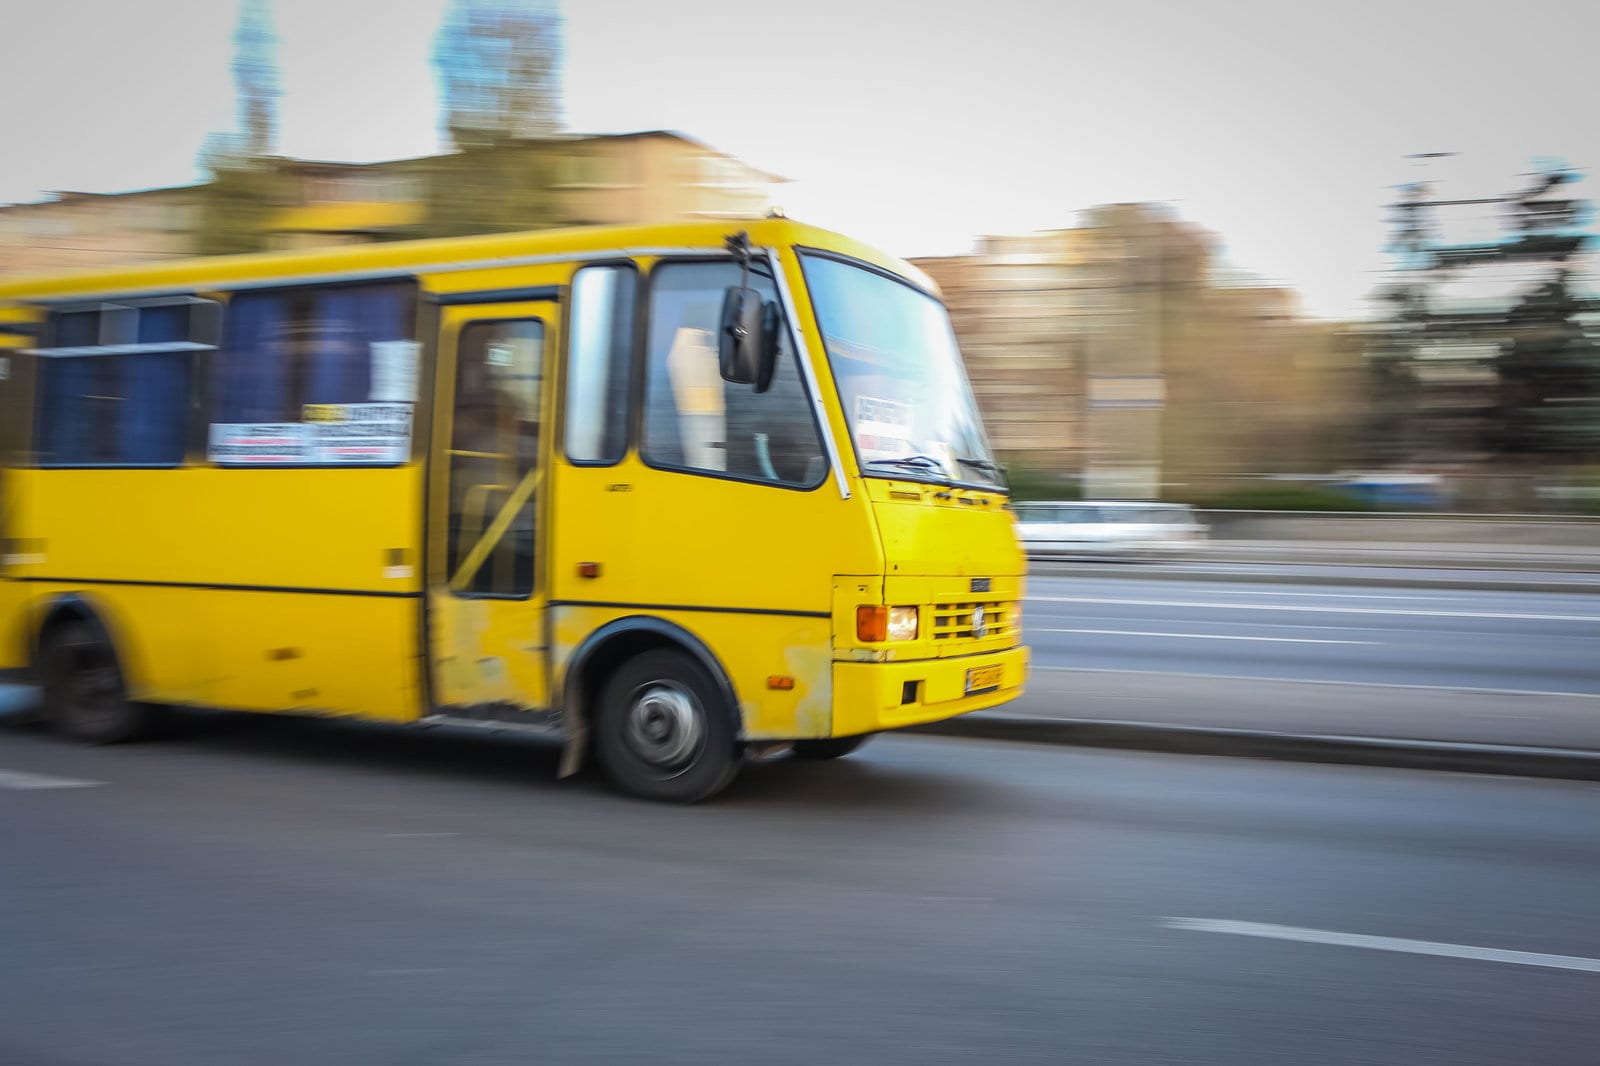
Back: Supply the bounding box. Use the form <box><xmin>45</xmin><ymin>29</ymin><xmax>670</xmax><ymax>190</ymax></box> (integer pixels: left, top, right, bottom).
<box><xmin>417</xmin><ymin>0</ymin><xmax>564</xmax><ymax>239</ymax></box>
<box><xmin>435</xmin><ymin>0</ymin><xmax>562</xmax><ymax>146</ymax></box>
<box><xmin>1366</xmin><ymin>162</ymin><xmax>1598</xmax><ymax>473</ymax></box>
<box><xmin>196</xmin><ymin>0</ymin><xmax>284</xmax><ymax>256</ymax></box>
<box><xmin>233</xmin><ymin>0</ymin><xmax>280</xmax><ymax>158</ymax></box>
<box><xmin>1497</xmin><ymin>272</ymin><xmax>1600</xmax><ymax>458</ymax></box>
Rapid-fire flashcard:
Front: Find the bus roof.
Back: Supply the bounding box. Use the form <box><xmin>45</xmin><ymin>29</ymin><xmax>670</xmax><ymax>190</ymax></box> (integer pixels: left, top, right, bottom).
<box><xmin>0</xmin><ymin>218</ymin><xmax>939</xmax><ymax>304</ymax></box>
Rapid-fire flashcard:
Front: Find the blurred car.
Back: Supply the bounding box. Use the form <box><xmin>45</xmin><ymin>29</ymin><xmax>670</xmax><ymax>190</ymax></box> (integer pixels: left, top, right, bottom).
<box><xmin>1012</xmin><ymin>500</ymin><xmax>1208</xmax><ymax>560</ymax></box>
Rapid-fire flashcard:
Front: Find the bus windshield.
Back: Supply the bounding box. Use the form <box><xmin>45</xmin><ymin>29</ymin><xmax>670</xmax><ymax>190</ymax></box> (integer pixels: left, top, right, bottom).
<box><xmin>801</xmin><ymin>253</ymin><xmax>1004</xmax><ymax>491</ymax></box>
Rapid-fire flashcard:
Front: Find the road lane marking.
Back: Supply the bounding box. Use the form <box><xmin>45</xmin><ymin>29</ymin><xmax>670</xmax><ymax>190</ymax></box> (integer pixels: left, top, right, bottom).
<box><xmin>0</xmin><ymin>769</ymin><xmax>105</xmax><ymax>790</ymax></box>
<box><xmin>1137</xmin><ymin>588</ymin><xmax>1552</xmax><ymax>602</ymax></box>
<box><xmin>1036</xmin><ymin>628</ymin><xmax>1374</xmax><ymax>645</ymax></box>
<box><xmin>1029</xmin><ymin>664</ymin><xmax>1600</xmax><ymax>700</ymax></box>
<box><xmin>1027</xmin><ymin>594</ymin><xmax>1600</xmax><ymax>623</ymax></box>
<box><xmin>1163</xmin><ymin>918</ymin><xmax>1600</xmax><ymax>975</ymax></box>
<box><xmin>1031</xmin><ymin>582</ymin><xmax>1491</xmax><ymax>602</ymax></box>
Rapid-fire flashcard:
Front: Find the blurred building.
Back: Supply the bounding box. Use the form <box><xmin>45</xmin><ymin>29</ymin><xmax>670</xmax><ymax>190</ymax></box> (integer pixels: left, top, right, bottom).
<box><xmin>915</xmin><ymin>204</ymin><xmax>1362</xmax><ymax>497</ymax></box>
<box><xmin>0</xmin><ymin>185</ymin><xmax>203</xmax><ymax>277</ymax></box>
<box><xmin>0</xmin><ymin>130</ymin><xmax>784</xmax><ymax>276</ymax></box>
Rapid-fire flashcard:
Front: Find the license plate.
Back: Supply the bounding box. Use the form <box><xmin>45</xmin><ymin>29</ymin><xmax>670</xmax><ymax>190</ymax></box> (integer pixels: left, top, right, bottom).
<box><xmin>965</xmin><ymin>664</ymin><xmax>1003</xmax><ymax>695</ymax></box>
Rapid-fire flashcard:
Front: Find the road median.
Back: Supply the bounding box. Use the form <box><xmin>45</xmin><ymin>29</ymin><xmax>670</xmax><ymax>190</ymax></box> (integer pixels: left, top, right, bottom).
<box><xmin>1030</xmin><ymin>556</ymin><xmax>1600</xmax><ymax>593</ymax></box>
<box><xmin>911</xmin><ymin>714</ymin><xmax>1600</xmax><ymax>781</ymax></box>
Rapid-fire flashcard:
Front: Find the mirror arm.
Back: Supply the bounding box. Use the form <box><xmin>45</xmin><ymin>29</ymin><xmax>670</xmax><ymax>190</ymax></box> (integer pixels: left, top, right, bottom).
<box><xmin>725</xmin><ymin>230</ymin><xmax>753</xmax><ymax>289</ymax></box>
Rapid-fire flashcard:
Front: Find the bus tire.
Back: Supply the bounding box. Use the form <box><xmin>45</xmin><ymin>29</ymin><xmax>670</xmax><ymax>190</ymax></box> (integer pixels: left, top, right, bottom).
<box><xmin>594</xmin><ymin>648</ymin><xmax>741</xmax><ymax>803</ymax></box>
<box><xmin>790</xmin><ymin>734</ymin><xmax>872</xmax><ymax>760</ymax></box>
<box><xmin>39</xmin><ymin>619</ymin><xmax>157</xmax><ymax>745</ymax></box>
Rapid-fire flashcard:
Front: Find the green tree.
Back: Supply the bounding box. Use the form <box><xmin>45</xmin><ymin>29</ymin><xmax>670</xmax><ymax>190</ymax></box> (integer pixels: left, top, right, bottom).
<box><xmin>420</xmin><ymin>0</ymin><xmax>564</xmax><ymax>238</ymax></box>
<box><xmin>1497</xmin><ymin>272</ymin><xmax>1600</xmax><ymax>459</ymax></box>
<box><xmin>195</xmin><ymin>0</ymin><xmax>284</xmax><ymax>255</ymax></box>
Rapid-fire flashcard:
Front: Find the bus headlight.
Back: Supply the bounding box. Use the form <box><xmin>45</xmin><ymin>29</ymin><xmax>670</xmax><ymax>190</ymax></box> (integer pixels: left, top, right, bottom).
<box><xmin>887</xmin><ymin>606</ymin><xmax>919</xmax><ymax>641</ymax></box>
<box><xmin>856</xmin><ymin>605</ymin><xmax>920</xmax><ymax>642</ymax></box>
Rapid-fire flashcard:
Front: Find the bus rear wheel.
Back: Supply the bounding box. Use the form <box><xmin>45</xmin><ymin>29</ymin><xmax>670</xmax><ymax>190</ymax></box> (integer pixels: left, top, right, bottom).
<box><xmin>39</xmin><ymin>620</ymin><xmax>157</xmax><ymax>745</ymax></box>
<box><xmin>593</xmin><ymin>649</ymin><xmax>741</xmax><ymax>803</ymax></box>
<box><xmin>790</xmin><ymin>734</ymin><xmax>873</xmax><ymax>760</ymax></box>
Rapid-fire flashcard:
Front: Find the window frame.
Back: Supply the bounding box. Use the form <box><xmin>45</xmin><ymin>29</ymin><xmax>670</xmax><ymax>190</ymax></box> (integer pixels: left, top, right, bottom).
<box><xmin>206</xmin><ymin>276</ymin><xmax>420</xmax><ymax>470</ymax></box>
<box><xmin>635</xmin><ymin>255</ymin><xmax>830</xmax><ymax>493</ymax></box>
<box><xmin>445</xmin><ymin>315</ymin><xmax>548</xmax><ymax>602</ymax></box>
<box><xmin>560</xmin><ymin>260</ymin><xmax>640</xmax><ymax>469</ymax></box>
<box><xmin>29</xmin><ymin>295</ymin><xmax>217</xmax><ymax>469</ymax></box>
<box><xmin>797</xmin><ymin>246</ymin><xmax>1005</xmax><ymax>495</ymax></box>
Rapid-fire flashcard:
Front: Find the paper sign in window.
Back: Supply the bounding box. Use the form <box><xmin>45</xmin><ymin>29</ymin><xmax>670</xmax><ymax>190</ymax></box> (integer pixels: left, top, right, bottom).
<box><xmin>370</xmin><ymin>340</ymin><xmax>421</xmax><ymax>403</ymax></box>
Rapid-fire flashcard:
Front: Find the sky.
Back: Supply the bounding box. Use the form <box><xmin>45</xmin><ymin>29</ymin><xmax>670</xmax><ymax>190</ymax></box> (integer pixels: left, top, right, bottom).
<box><xmin>2</xmin><ymin>0</ymin><xmax>1596</xmax><ymax>319</ymax></box>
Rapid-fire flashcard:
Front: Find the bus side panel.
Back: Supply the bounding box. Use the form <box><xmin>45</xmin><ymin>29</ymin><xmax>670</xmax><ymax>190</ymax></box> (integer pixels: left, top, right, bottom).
<box><xmin>10</xmin><ymin>466</ymin><xmax>424</xmax><ymax>720</ymax></box>
<box><xmin>8</xmin><ymin>583</ymin><xmax>211</xmax><ymax>703</ymax></box>
<box><xmin>208</xmin><ymin>591</ymin><xmax>421</xmax><ymax>720</ymax></box>
<box><xmin>551</xmin><ymin>605</ymin><xmax>834</xmax><ymax>741</ymax></box>
<box><xmin>0</xmin><ymin>474</ymin><xmax>28</xmax><ymax>671</ymax></box>
<box><xmin>191</xmin><ymin>466</ymin><xmax>424</xmax><ymax>721</ymax></box>
<box><xmin>0</xmin><ymin>579</ymin><xmax>30</xmax><ymax>672</ymax></box>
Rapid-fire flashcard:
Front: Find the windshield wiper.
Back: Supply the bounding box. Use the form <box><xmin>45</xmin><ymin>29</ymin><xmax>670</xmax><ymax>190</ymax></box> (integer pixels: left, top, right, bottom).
<box><xmin>863</xmin><ymin>455</ymin><xmax>947</xmax><ymax>473</ymax></box>
<box><xmin>955</xmin><ymin>456</ymin><xmax>1006</xmax><ymax>478</ymax></box>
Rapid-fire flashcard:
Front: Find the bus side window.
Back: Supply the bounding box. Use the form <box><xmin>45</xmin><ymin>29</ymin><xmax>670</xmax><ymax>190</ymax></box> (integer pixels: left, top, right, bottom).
<box><xmin>564</xmin><ymin>265</ymin><xmax>636</xmax><ymax>465</ymax></box>
<box><xmin>641</xmin><ymin>261</ymin><xmax>825</xmax><ymax>488</ymax></box>
<box><xmin>209</xmin><ymin>281</ymin><xmax>415</xmax><ymax>466</ymax></box>
<box><xmin>34</xmin><ymin>302</ymin><xmax>202</xmax><ymax>467</ymax></box>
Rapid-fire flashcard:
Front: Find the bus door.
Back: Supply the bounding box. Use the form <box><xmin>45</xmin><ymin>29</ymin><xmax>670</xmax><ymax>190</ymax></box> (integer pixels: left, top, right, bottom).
<box><xmin>426</xmin><ymin>300</ymin><xmax>556</xmax><ymax>721</ymax></box>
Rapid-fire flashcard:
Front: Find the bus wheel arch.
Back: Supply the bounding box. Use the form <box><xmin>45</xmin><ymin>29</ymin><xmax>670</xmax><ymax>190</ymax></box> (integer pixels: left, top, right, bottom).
<box><xmin>562</xmin><ymin>617</ymin><xmax>744</xmax><ymax>802</ymax></box>
<box><xmin>33</xmin><ymin>594</ymin><xmax>159</xmax><ymax>744</ymax></box>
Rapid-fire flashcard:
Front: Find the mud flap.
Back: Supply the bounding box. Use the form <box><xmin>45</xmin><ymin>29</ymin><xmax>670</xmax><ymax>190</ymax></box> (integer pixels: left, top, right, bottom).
<box><xmin>557</xmin><ymin>716</ymin><xmax>587</xmax><ymax>778</ymax></box>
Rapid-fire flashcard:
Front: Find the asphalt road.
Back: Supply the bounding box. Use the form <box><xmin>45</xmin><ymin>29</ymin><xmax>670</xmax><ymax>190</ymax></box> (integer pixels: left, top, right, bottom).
<box><xmin>1012</xmin><ymin>574</ymin><xmax>1600</xmax><ymax>748</ymax></box>
<box><xmin>1023</xmin><ymin>573</ymin><xmax>1600</xmax><ymax>694</ymax></box>
<box><xmin>2</xmin><ymin>723</ymin><xmax>1598</xmax><ymax>1065</ymax></box>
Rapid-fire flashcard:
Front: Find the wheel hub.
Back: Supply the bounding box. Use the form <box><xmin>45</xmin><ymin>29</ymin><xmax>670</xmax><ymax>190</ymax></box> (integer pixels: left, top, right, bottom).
<box><xmin>624</xmin><ymin>683</ymin><xmax>704</xmax><ymax>769</ymax></box>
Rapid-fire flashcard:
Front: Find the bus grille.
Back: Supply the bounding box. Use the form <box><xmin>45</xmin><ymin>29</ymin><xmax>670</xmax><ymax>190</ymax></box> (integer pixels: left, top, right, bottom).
<box><xmin>931</xmin><ymin>601</ymin><xmax>1017</xmax><ymax>641</ymax></box>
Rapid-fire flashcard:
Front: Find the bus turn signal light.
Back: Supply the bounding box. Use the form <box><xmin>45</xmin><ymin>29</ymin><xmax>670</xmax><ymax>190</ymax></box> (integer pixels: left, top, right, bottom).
<box><xmin>856</xmin><ymin>605</ymin><xmax>918</xmax><ymax>642</ymax></box>
<box><xmin>857</xmin><ymin>605</ymin><xmax>888</xmax><ymax>642</ymax></box>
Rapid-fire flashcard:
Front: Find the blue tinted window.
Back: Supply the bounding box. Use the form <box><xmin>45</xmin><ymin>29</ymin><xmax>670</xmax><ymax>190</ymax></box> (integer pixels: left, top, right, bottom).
<box><xmin>35</xmin><ymin>302</ymin><xmax>201</xmax><ymax>466</ymax></box>
<box><xmin>36</xmin><ymin>350</ymin><xmax>189</xmax><ymax>465</ymax></box>
<box><xmin>212</xmin><ymin>282</ymin><xmax>415</xmax><ymax>426</ymax></box>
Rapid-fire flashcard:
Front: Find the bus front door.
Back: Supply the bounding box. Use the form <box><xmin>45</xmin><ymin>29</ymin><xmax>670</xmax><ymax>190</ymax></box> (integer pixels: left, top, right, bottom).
<box><xmin>425</xmin><ymin>300</ymin><xmax>556</xmax><ymax>724</ymax></box>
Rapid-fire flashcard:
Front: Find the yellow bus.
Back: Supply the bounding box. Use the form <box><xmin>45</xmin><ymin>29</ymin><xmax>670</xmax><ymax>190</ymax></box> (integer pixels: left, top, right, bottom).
<box><xmin>0</xmin><ymin>219</ymin><xmax>1027</xmax><ymax>801</ymax></box>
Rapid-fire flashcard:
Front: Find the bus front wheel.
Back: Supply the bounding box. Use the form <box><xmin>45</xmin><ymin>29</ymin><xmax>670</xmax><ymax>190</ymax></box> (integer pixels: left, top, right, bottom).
<box><xmin>790</xmin><ymin>734</ymin><xmax>873</xmax><ymax>760</ymax></box>
<box><xmin>594</xmin><ymin>649</ymin><xmax>741</xmax><ymax>803</ymax></box>
<box><xmin>39</xmin><ymin>620</ymin><xmax>158</xmax><ymax>745</ymax></box>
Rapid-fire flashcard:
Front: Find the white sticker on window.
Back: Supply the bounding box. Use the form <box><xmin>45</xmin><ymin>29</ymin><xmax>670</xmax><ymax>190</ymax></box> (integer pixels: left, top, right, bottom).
<box><xmin>854</xmin><ymin>395</ymin><xmax>914</xmax><ymax>458</ymax></box>
<box><xmin>305</xmin><ymin>402</ymin><xmax>413</xmax><ymax>464</ymax></box>
<box><xmin>208</xmin><ymin>423</ymin><xmax>310</xmax><ymax>464</ymax></box>
<box><xmin>370</xmin><ymin>340</ymin><xmax>421</xmax><ymax>403</ymax></box>
<box><xmin>209</xmin><ymin>404</ymin><xmax>413</xmax><ymax>465</ymax></box>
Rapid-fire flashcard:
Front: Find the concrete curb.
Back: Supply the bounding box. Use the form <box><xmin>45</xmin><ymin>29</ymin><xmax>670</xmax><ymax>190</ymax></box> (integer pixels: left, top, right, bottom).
<box><xmin>1028</xmin><ymin>562</ymin><xmax>1600</xmax><ymax>594</ymax></box>
<box><xmin>909</xmin><ymin>715</ymin><xmax>1600</xmax><ymax>782</ymax></box>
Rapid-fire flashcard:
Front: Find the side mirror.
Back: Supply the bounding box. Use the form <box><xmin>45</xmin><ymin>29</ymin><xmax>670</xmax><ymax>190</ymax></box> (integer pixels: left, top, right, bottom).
<box><xmin>719</xmin><ymin>286</ymin><xmax>779</xmax><ymax>390</ymax></box>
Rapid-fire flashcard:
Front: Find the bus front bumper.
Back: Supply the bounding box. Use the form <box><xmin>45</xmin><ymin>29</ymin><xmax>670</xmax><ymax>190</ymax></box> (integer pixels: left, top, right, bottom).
<box><xmin>830</xmin><ymin>645</ymin><xmax>1030</xmax><ymax>738</ymax></box>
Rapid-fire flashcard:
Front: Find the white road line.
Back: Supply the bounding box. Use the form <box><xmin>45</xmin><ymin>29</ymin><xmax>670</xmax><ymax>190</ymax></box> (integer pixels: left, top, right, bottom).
<box><xmin>1036</xmin><ymin>627</ymin><xmax>1374</xmax><ymax>646</ymax></box>
<box><xmin>0</xmin><ymin>769</ymin><xmax>105</xmax><ymax>790</ymax></box>
<box><xmin>1027</xmin><ymin>594</ymin><xmax>1600</xmax><ymax>623</ymax></box>
<box><xmin>1133</xmin><ymin>588</ymin><xmax>1532</xmax><ymax>602</ymax></box>
<box><xmin>1163</xmin><ymin>918</ymin><xmax>1600</xmax><ymax>975</ymax></box>
<box><xmin>1029</xmin><ymin>664</ymin><xmax>1600</xmax><ymax>700</ymax></box>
